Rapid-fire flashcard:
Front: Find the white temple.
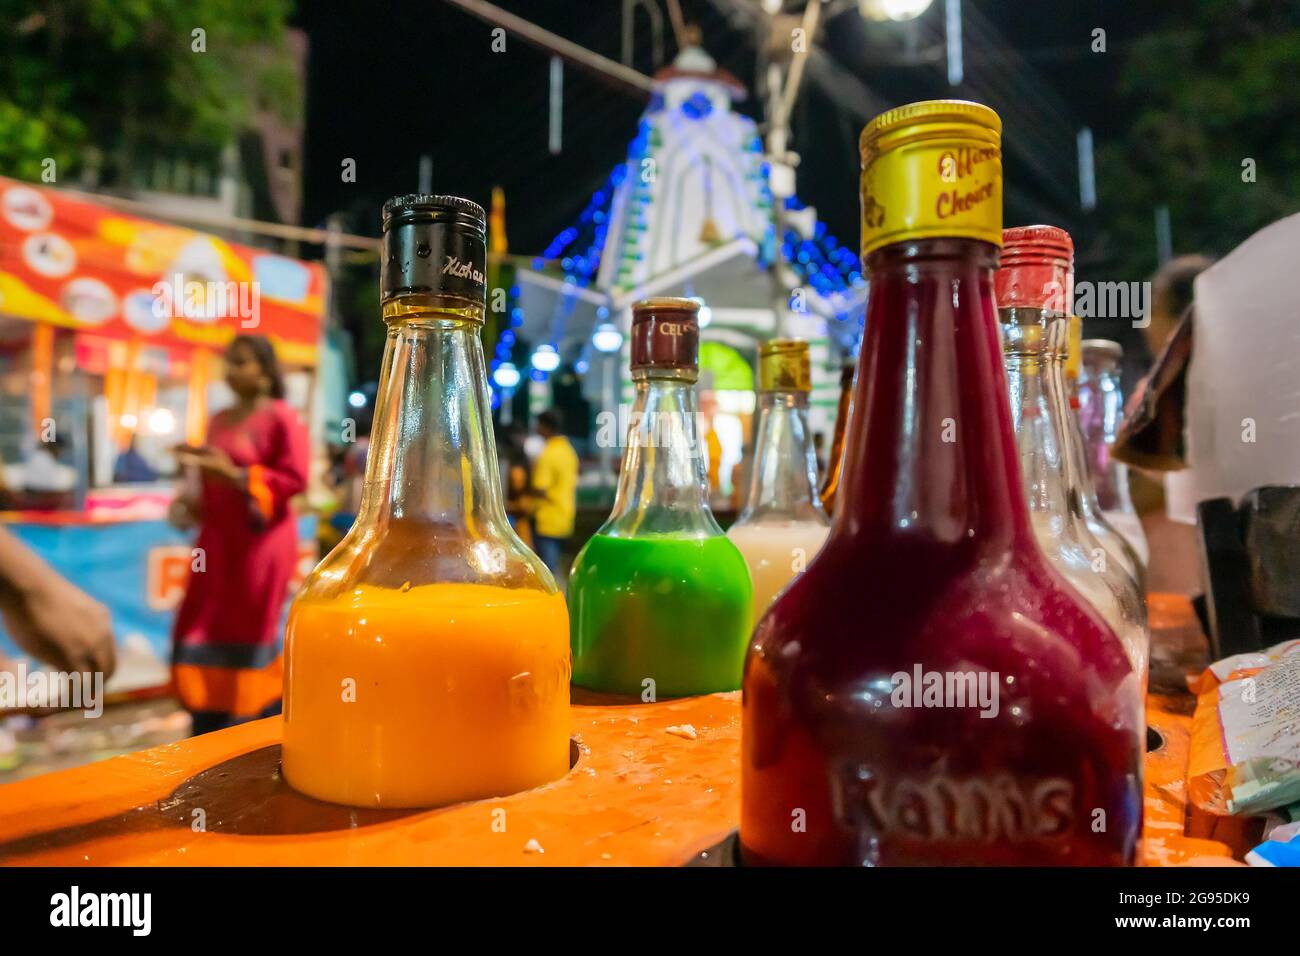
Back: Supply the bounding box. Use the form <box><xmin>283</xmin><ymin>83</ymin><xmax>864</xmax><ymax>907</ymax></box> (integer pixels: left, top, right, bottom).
<box><xmin>505</xmin><ymin>47</ymin><xmax>867</xmax><ymax>482</ymax></box>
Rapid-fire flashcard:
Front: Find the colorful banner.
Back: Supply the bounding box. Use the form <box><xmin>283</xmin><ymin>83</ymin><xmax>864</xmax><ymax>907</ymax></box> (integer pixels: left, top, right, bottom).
<box><xmin>0</xmin><ymin>516</ymin><xmax>317</xmax><ymax>696</ymax></box>
<box><xmin>0</xmin><ymin>178</ymin><xmax>325</xmax><ymax>366</ymax></box>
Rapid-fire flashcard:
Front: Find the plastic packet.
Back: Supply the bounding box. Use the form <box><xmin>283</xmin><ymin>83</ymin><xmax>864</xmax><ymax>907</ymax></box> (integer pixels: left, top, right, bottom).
<box><xmin>1189</xmin><ymin>641</ymin><xmax>1300</xmax><ymax>816</ymax></box>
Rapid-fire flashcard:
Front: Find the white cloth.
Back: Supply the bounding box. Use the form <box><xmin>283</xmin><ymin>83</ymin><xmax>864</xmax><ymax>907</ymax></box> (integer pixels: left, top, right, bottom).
<box><xmin>1169</xmin><ymin>212</ymin><xmax>1300</xmax><ymax>521</ymax></box>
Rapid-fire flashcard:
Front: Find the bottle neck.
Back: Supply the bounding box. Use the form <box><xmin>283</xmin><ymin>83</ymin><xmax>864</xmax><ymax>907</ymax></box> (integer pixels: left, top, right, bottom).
<box><xmin>359</xmin><ymin>297</ymin><xmax>508</xmax><ymax>534</ymax></box>
<box><xmin>602</xmin><ymin>369</ymin><xmax>721</xmax><ymax>537</ymax></box>
<box><xmin>1077</xmin><ymin>359</ymin><xmax>1132</xmax><ymax>513</ymax></box>
<box><xmin>738</xmin><ymin>390</ymin><xmax>827</xmax><ymax>525</ymax></box>
<box><xmin>1001</xmin><ymin>306</ymin><xmax>1092</xmax><ymax>536</ymax></box>
<box><xmin>836</xmin><ymin>239</ymin><xmax>1031</xmax><ymax>550</ymax></box>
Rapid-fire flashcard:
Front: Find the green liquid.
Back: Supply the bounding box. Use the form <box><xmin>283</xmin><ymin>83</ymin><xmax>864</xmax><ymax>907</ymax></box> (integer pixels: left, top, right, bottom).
<box><xmin>569</xmin><ymin>532</ymin><xmax>753</xmax><ymax>697</ymax></box>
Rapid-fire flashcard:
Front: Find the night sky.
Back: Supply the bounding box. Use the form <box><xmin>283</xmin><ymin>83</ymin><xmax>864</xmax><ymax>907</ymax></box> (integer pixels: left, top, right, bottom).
<box><xmin>294</xmin><ymin>1</ymin><xmax>1154</xmax><ymax>252</ymax></box>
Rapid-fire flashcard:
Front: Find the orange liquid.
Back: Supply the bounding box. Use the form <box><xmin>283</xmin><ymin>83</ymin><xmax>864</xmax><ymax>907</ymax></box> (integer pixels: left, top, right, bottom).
<box><xmin>282</xmin><ymin>582</ymin><xmax>571</xmax><ymax>808</ymax></box>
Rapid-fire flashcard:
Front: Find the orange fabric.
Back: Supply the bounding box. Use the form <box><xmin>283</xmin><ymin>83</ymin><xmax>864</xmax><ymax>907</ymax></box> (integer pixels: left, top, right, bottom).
<box><xmin>245</xmin><ymin>463</ymin><xmax>274</xmax><ymax>523</ymax></box>
<box><xmin>171</xmin><ymin>656</ymin><xmax>283</xmax><ymax>719</ymax></box>
<box><xmin>185</xmin><ymin>349</ymin><xmax>211</xmax><ymax>447</ymax></box>
<box><xmin>29</xmin><ymin>323</ymin><xmax>53</xmax><ymax>437</ymax></box>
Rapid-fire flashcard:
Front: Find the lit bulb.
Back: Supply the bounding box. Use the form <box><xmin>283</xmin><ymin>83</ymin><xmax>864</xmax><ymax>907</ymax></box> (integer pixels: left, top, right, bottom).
<box><xmin>493</xmin><ymin>362</ymin><xmax>522</xmax><ymax>389</ymax></box>
<box><xmin>860</xmin><ymin>0</ymin><xmax>934</xmax><ymax>21</ymax></box>
<box><xmin>531</xmin><ymin>344</ymin><xmax>561</xmax><ymax>373</ymax></box>
<box><xmin>147</xmin><ymin>407</ymin><xmax>176</xmax><ymax>435</ymax></box>
<box><xmin>690</xmin><ymin>297</ymin><xmax>713</xmax><ymax>329</ymax></box>
<box><xmin>592</xmin><ymin>323</ymin><xmax>624</xmax><ymax>354</ymax></box>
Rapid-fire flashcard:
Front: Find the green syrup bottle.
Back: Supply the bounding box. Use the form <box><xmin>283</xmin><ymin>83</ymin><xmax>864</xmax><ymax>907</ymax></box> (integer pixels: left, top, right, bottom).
<box><xmin>569</xmin><ymin>297</ymin><xmax>752</xmax><ymax>697</ymax></box>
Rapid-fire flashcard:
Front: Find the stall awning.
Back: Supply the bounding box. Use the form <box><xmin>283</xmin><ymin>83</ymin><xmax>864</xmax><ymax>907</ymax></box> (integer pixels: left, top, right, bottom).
<box><xmin>0</xmin><ymin>178</ymin><xmax>325</xmax><ymax>366</ymax></box>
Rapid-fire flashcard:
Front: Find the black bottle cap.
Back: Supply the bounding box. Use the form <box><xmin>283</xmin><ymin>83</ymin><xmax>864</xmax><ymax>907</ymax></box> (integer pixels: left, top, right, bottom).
<box><xmin>381</xmin><ymin>194</ymin><xmax>487</xmax><ymax>304</ymax></box>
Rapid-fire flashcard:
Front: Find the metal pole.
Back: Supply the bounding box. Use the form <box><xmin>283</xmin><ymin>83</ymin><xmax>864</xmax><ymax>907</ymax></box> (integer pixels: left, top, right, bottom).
<box><xmin>1155</xmin><ymin>205</ymin><xmax>1173</xmax><ymax>265</ymax></box>
<box><xmin>765</xmin><ymin>1</ymin><xmax>822</xmax><ymax>339</ymax></box>
<box><xmin>549</xmin><ymin>57</ymin><xmax>564</xmax><ymax>155</ymax></box>
<box><xmin>324</xmin><ymin>213</ymin><xmax>343</xmax><ymax>333</ymax></box>
<box><xmin>443</xmin><ymin>0</ymin><xmax>655</xmax><ymax>98</ymax></box>
<box><xmin>601</xmin><ymin>354</ymin><xmax>616</xmax><ymax>493</ymax></box>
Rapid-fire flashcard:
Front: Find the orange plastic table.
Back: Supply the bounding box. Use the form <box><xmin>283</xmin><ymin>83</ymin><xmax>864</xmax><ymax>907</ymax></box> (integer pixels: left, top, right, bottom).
<box><xmin>0</xmin><ymin>692</ymin><xmax>739</xmax><ymax>866</ymax></box>
<box><xmin>0</xmin><ymin>595</ymin><xmax>1249</xmax><ymax>866</ymax></box>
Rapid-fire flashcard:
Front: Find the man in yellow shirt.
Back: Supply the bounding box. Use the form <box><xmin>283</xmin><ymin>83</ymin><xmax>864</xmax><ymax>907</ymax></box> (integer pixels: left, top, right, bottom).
<box><xmin>526</xmin><ymin>410</ymin><xmax>579</xmax><ymax>576</ymax></box>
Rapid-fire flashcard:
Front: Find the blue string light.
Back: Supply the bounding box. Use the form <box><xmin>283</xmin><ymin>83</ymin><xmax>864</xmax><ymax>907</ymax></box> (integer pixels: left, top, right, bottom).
<box><xmin>509</xmin><ymin>105</ymin><xmax>869</xmax><ymax>348</ymax></box>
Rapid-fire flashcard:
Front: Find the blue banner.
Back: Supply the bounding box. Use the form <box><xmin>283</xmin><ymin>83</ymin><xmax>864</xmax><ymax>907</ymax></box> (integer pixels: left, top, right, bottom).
<box><xmin>0</xmin><ymin>517</ymin><xmax>317</xmax><ymax>694</ymax></box>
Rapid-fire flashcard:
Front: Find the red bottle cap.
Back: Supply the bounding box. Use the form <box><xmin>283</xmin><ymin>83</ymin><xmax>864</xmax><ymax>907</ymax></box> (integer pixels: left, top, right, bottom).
<box><xmin>629</xmin><ymin>298</ymin><xmax>700</xmax><ymax>374</ymax></box>
<box><xmin>996</xmin><ymin>225</ymin><xmax>1074</xmax><ymax>313</ymax></box>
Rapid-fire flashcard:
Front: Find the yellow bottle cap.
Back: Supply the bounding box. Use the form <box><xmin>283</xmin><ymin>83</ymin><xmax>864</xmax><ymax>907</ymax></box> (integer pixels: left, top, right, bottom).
<box><xmin>859</xmin><ymin>100</ymin><xmax>1003</xmax><ymax>257</ymax></box>
<box><xmin>757</xmin><ymin>338</ymin><xmax>811</xmax><ymax>392</ymax></box>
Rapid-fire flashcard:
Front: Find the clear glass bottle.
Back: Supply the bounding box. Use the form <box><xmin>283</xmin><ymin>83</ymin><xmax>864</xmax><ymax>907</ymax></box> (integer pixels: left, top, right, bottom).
<box><xmin>727</xmin><ymin>339</ymin><xmax>830</xmax><ymax>618</ymax></box>
<box><xmin>568</xmin><ymin>298</ymin><xmax>752</xmax><ymax>697</ymax></box>
<box><xmin>282</xmin><ymin>195</ymin><xmax>571</xmax><ymax>808</ymax></box>
<box><xmin>1063</xmin><ymin>317</ymin><xmax>1145</xmax><ymax>586</ymax></box>
<box><xmin>997</xmin><ymin>225</ymin><xmax>1148</xmax><ymax>707</ymax></box>
<box><xmin>742</xmin><ymin>102</ymin><xmax>1141</xmax><ymax>866</ymax></box>
<box><xmin>817</xmin><ymin>362</ymin><xmax>854</xmax><ymax>515</ymax></box>
<box><xmin>1077</xmin><ymin>338</ymin><xmax>1149</xmax><ymax>568</ymax></box>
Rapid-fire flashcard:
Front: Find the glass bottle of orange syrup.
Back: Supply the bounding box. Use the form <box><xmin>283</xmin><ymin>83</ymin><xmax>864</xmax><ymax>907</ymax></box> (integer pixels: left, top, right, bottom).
<box><xmin>282</xmin><ymin>195</ymin><xmax>570</xmax><ymax>808</ymax></box>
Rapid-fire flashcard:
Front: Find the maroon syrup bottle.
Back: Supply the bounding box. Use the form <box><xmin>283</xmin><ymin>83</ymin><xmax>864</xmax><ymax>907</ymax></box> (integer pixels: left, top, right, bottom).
<box><xmin>740</xmin><ymin>100</ymin><xmax>1142</xmax><ymax>866</ymax></box>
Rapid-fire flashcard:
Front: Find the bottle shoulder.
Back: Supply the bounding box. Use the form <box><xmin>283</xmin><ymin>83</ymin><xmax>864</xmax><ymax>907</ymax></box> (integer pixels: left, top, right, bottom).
<box><xmin>570</xmin><ymin>528</ymin><xmax>752</xmax><ymax>587</ymax></box>
<box><xmin>294</xmin><ymin>516</ymin><xmax>559</xmax><ymax>603</ymax></box>
<box><xmin>753</xmin><ymin>538</ymin><xmax>1133</xmax><ymax>683</ymax></box>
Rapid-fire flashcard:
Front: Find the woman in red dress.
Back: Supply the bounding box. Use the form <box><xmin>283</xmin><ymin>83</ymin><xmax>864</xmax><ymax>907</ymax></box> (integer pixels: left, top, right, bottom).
<box><xmin>172</xmin><ymin>335</ymin><xmax>309</xmax><ymax>735</ymax></box>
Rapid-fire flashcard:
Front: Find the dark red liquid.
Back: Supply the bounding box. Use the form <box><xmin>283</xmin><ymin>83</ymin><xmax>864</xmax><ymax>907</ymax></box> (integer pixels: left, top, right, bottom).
<box><xmin>741</xmin><ymin>239</ymin><xmax>1142</xmax><ymax>866</ymax></box>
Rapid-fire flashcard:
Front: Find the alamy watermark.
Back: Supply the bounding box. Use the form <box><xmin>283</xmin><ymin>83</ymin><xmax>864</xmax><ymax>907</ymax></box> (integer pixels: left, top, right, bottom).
<box><xmin>0</xmin><ymin>661</ymin><xmax>103</xmax><ymax>717</ymax></box>
<box><xmin>151</xmin><ymin>273</ymin><xmax>261</xmax><ymax>328</ymax></box>
<box><xmin>50</xmin><ymin>886</ymin><xmax>151</xmax><ymax>936</ymax></box>
<box><xmin>594</xmin><ymin>405</ymin><xmax>707</xmax><ymax>457</ymax></box>
<box><xmin>891</xmin><ymin>664</ymin><xmax>1000</xmax><ymax>719</ymax></box>
<box><xmin>1042</xmin><ymin>280</ymin><xmax>1152</xmax><ymax>329</ymax></box>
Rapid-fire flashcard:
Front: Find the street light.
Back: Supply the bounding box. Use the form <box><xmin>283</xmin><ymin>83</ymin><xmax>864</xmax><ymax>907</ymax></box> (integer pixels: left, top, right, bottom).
<box><xmin>493</xmin><ymin>362</ymin><xmax>521</xmax><ymax>389</ymax></box>
<box><xmin>531</xmin><ymin>344</ymin><xmax>561</xmax><ymax>373</ymax></box>
<box><xmin>147</xmin><ymin>407</ymin><xmax>176</xmax><ymax>435</ymax></box>
<box><xmin>860</xmin><ymin>0</ymin><xmax>934</xmax><ymax>22</ymax></box>
<box><xmin>592</xmin><ymin>322</ymin><xmax>624</xmax><ymax>354</ymax></box>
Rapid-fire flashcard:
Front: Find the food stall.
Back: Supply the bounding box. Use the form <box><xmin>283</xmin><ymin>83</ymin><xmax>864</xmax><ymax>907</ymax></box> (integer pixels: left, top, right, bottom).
<box><xmin>0</xmin><ymin>177</ymin><xmax>325</xmax><ymax>695</ymax></box>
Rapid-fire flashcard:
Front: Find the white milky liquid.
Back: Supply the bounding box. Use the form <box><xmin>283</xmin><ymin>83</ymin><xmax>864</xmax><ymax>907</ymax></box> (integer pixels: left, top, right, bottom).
<box><xmin>727</xmin><ymin>520</ymin><xmax>830</xmax><ymax>620</ymax></box>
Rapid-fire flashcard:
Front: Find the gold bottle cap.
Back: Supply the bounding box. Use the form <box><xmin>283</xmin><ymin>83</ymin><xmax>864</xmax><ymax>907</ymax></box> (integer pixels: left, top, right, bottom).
<box><xmin>859</xmin><ymin>99</ymin><xmax>1003</xmax><ymax>257</ymax></box>
<box><xmin>758</xmin><ymin>338</ymin><xmax>811</xmax><ymax>392</ymax></box>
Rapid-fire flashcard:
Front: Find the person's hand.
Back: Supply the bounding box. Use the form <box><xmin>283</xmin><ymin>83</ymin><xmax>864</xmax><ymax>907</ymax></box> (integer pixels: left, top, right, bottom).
<box><xmin>174</xmin><ymin>444</ymin><xmax>242</xmax><ymax>484</ymax></box>
<box><xmin>0</xmin><ymin>566</ymin><xmax>116</xmax><ymax>678</ymax></box>
<box><xmin>167</xmin><ymin>495</ymin><xmax>201</xmax><ymax>531</ymax></box>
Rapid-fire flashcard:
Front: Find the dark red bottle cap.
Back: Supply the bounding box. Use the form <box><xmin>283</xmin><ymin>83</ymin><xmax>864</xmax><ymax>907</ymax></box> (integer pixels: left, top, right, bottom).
<box><xmin>996</xmin><ymin>224</ymin><xmax>1073</xmax><ymax>313</ymax></box>
<box><xmin>629</xmin><ymin>298</ymin><xmax>700</xmax><ymax>373</ymax></box>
